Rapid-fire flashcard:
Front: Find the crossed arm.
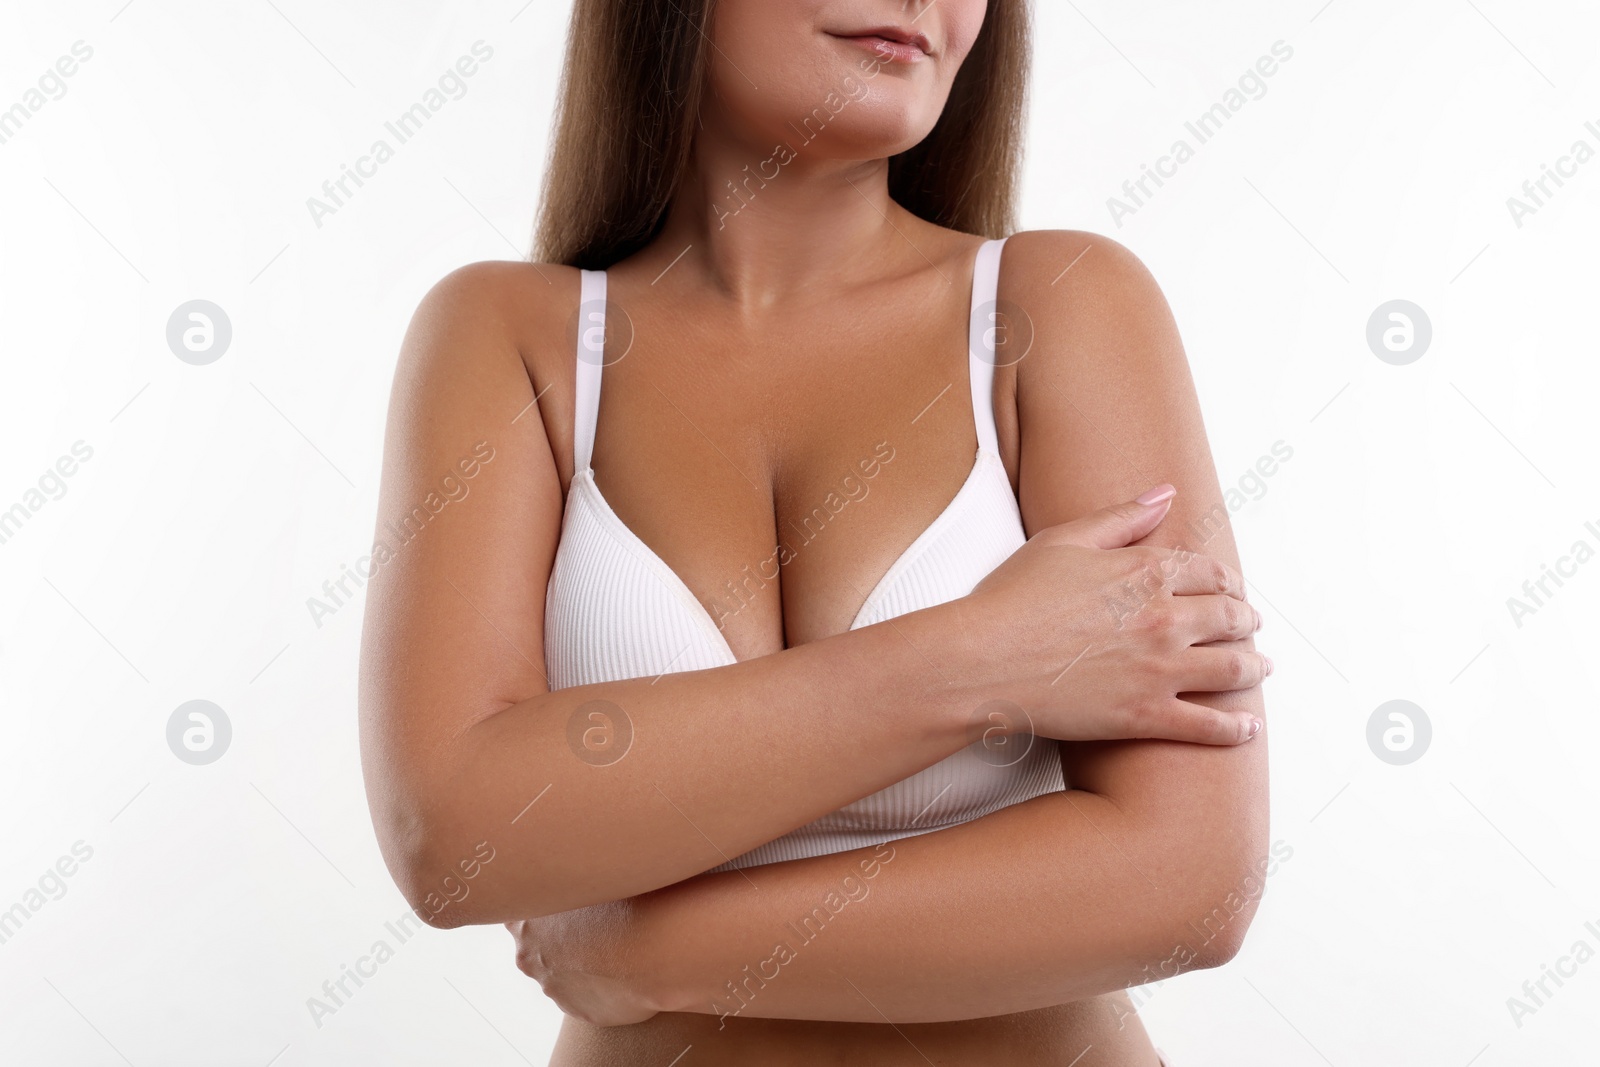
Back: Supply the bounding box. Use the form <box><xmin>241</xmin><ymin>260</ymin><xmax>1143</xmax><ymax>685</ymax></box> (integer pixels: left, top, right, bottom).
<box><xmin>512</xmin><ymin>232</ymin><xmax>1271</xmax><ymax>1022</ymax></box>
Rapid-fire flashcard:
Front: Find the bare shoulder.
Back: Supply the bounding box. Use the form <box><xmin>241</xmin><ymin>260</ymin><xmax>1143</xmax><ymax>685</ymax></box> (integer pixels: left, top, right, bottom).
<box><xmin>393</xmin><ymin>260</ymin><xmax>584</xmax><ymax>435</ymax></box>
<box><xmin>998</xmin><ymin>229</ymin><xmax>1188</xmax><ymax>384</ymax></box>
<box><xmin>1000</xmin><ymin>229</ymin><xmax>1174</xmax><ymax>326</ymax></box>
<box><xmin>1000</xmin><ymin>228</ymin><xmax>1216</xmax><ymax>534</ymax></box>
<box><xmin>403</xmin><ymin>259</ymin><xmax>581</xmax><ymax>365</ymax></box>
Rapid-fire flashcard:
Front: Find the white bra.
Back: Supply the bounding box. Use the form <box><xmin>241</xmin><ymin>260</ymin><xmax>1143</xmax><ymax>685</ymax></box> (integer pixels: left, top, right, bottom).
<box><xmin>543</xmin><ymin>237</ymin><xmax>1064</xmax><ymax>871</ymax></box>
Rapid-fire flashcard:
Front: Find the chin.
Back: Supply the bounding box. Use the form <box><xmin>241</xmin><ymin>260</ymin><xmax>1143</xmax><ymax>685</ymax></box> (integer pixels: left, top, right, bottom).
<box><xmin>779</xmin><ymin>96</ymin><xmax>941</xmax><ymax>161</ymax></box>
<box><xmin>827</xmin><ymin>124</ymin><xmax>935</xmax><ymax>160</ymax></box>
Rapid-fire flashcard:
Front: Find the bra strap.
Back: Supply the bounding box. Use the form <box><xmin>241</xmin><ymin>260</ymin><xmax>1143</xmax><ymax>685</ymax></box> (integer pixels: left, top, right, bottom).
<box><xmin>573</xmin><ymin>269</ymin><xmax>607</xmax><ymax>473</ymax></box>
<box><xmin>967</xmin><ymin>237</ymin><xmax>1009</xmax><ymax>457</ymax></box>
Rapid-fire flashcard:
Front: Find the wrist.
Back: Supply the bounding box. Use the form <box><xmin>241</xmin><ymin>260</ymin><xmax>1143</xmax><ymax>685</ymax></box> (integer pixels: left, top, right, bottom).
<box><xmin>627</xmin><ymin>887</ymin><xmax>696</xmax><ymax>1016</ymax></box>
<box><xmin>897</xmin><ymin>596</ymin><xmax>991</xmax><ymax>751</ymax></box>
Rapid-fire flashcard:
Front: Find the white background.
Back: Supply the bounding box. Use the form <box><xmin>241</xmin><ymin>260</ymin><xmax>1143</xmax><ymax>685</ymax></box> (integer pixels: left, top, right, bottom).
<box><xmin>1</xmin><ymin>1</ymin><xmax>1596</xmax><ymax>1063</ymax></box>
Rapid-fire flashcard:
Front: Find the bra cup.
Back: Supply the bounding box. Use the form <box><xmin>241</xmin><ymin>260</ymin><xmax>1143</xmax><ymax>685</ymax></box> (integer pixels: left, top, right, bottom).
<box><xmin>548</xmin><ymin>238</ymin><xmax>1064</xmax><ymax>872</ymax></box>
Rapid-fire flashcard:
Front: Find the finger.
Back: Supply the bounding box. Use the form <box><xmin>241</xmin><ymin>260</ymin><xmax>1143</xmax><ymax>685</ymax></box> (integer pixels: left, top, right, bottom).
<box><xmin>1150</xmin><ymin>698</ymin><xmax>1264</xmax><ymax>745</ymax></box>
<box><xmin>1162</xmin><ymin>551</ymin><xmax>1246</xmax><ymax>600</ymax></box>
<box><xmin>1173</xmin><ymin>594</ymin><xmax>1261</xmax><ymax>644</ymax></box>
<box><xmin>1052</xmin><ymin>484</ymin><xmax>1176</xmax><ymax>550</ymax></box>
<box><xmin>1174</xmin><ymin>647</ymin><xmax>1272</xmax><ymax>693</ymax></box>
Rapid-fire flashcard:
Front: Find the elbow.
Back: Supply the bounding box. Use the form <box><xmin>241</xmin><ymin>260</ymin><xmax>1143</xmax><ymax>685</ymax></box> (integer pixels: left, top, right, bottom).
<box><xmin>389</xmin><ymin>832</ymin><xmax>514</xmax><ymax>929</ymax></box>
<box><xmin>393</xmin><ymin>825</ymin><xmax>537</xmax><ymax>927</ymax></box>
<box><xmin>366</xmin><ymin>755</ymin><xmax>554</xmax><ymax>927</ymax></box>
<box><xmin>1185</xmin><ymin>908</ymin><xmax>1254</xmax><ymax>971</ymax></box>
<box><xmin>364</xmin><ymin>746</ymin><xmax>615</xmax><ymax>926</ymax></box>
<box><xmin>375</xmin><ymin>796</ymin><xmax>585</xmax><ymax>926</ymax></box>
<box><xmin>372</xmin><ymin>794</ymin><xmax>520</xmax><ymax>928</ymax></box>
<box><xmin>388</xmin><ymin>813</ymin><xmax>591</xmax><ymax>927</ymax></box>
<box><xmin>1163</xmin><ymin>889</ymin><xmax>1255</xmax><ymax>974</ymax></box>
<box><xmin>1173</xmin><ymin>835</ymin><xmax>1285</xmax><ymax>972</ymax></box>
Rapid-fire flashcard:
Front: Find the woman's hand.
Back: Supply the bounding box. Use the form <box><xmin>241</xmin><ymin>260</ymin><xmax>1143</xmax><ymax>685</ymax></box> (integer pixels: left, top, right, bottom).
<box><xmin>959</xmin><ymin>484</ymin><xmax>1269</xmax><ymax>746</ymax></box>
<box><xmin>505</xmin><ymin>900</ymin><xmax>660</xmax><ymax>1027</ymax></box>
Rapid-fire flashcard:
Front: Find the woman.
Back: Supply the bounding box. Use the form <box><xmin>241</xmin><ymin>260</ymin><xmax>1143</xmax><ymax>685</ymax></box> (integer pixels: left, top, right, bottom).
<box><xmin>358</xmin><ymin>1</ymin><xmax>1271</xmax><ymax>1063</ymax></box>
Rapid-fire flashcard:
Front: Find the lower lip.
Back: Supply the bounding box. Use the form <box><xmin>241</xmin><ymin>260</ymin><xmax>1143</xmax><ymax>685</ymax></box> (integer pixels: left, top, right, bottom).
<box><xmin>831</xmin><ymin>35</ymin><xmax>927</xmax><ymax>63</ymax></box>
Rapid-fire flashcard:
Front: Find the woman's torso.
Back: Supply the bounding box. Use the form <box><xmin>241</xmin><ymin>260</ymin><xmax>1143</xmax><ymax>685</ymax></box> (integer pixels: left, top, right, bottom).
<box><xmin>519</xmin><ymin>224</ymin><xmax>1160</xmax><ymax>1066</ymax></box>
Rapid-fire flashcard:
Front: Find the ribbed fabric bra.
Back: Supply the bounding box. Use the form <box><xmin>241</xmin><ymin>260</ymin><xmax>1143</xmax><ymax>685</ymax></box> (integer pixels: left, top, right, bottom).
<box><xmin>543</xmin><ymin>237</ymin><xmax>1064</xmax><ymax>872</ymax></box>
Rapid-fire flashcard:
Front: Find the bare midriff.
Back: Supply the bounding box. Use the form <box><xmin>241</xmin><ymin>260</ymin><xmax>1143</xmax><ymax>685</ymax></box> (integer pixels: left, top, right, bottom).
<box><xmin>549</xmin><ymin>995</ymin><xmax>1162</xmax><ymax>1066</ymax></box>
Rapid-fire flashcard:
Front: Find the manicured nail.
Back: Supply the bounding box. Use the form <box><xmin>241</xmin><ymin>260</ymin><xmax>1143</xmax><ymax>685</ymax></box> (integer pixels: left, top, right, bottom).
<box><xmin>1253</xmin><ymin>608</ymin><xmax>1263</xmax><ymax>631</ymax></box>
<box><xmin>1136</xmin><ymin>484</ymin><xmax>1176</xmax><ymax>506</ymax></box>
<box><xmin>1264</xmin><ymin>655</ymin><xmax>1274</xmax><ymax>675</ymax></box>
<box><xmin>1247</xmin><ymin>718</ymin><xmax>1263</xmax><ymax>739</ymax></box>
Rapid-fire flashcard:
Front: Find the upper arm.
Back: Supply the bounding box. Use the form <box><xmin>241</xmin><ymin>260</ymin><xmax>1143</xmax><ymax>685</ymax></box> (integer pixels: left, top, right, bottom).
<box><xmin>1005</xmin><ymin>229</ymin><xmax>1268</xmax><ymax>919</ymax></box>
<box><xmin>358</xmin><ymin>261</ymin><xmax>572</xmax><ymax>871</ymax></box>
<box><xmin>1008</xmin><ymin>230</ymin><xmax>1223</xmax><ymax>549</ymax></box>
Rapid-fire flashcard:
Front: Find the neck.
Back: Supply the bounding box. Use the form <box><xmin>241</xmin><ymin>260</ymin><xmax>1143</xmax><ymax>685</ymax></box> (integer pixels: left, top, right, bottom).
<box><xmin>649</xmin><ymin>128</ymin><xmax>921</xmax><ymax>311</ymax></box>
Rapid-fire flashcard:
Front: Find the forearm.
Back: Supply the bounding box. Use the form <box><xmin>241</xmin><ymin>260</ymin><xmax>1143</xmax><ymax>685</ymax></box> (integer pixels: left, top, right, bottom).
<box><xmin>628</xmin><ymin>766</ymin><xmax>1263</xmax><ymax>1025</ymax></box>
<box><xmin>390</xmin><ymin>600</ymin><xmax>978</xmax><ymax>924</ymax></box>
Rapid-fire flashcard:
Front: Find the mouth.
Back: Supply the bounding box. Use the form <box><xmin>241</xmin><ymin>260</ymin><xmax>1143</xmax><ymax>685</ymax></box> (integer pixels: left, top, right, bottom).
<box><xmin>825</xmin><ymin>26</ymin><xmax>933</xmax><ymax>63</ymax></box>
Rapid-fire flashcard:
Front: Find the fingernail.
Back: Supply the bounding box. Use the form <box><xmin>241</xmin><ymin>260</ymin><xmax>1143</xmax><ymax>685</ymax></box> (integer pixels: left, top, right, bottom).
<box><xmin>1253</xmin><ymin>607</ymin><xmax>1263</xmax><ymax>631</ymax></box>
<box><xmin>1264</xmin><ymin>655</ymin><xmax>1274</xmax><ymax>675</ymax></box>
<box><xmin>1136</xmin><ymin>484</ymin><xmax>1176</xmax><ymax>506</ymax></box>
<box><xmin>1247</xmin><ymin>718</ymin><xmax>1263</xmax><ymax>740</ymax></box>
